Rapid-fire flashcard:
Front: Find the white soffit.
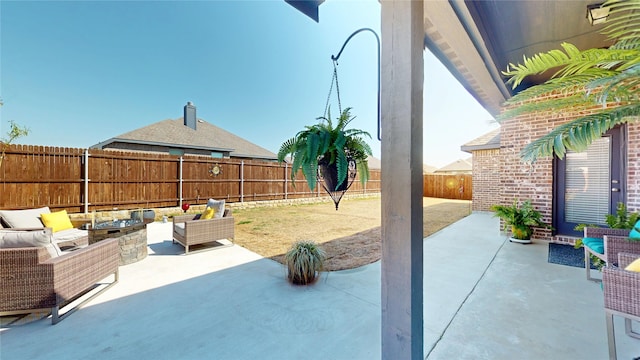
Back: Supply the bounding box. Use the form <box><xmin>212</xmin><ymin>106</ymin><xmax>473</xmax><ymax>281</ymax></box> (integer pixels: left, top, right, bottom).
<box><xmin>423</xmin><ymin>0</ymin><xmax>509</xmax><ymax>116</ymax></box>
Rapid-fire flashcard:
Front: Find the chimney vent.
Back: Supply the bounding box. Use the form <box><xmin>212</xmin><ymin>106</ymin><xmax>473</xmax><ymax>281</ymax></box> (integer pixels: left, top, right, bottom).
<box><xmin>184</xmin><ymin>102</ymin><xmax>197</xmax><ymax>130</ymax></box>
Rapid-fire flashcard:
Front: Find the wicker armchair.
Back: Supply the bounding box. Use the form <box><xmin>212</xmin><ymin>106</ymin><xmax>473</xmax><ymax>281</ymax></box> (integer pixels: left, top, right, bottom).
<box><xmin>0</xmin><ymin>237</ymin><xmax>119</xmax><ymax>324</ymax></box>
<box><xmin>603</xmin><ymin>252</ymin><xmax>640</xmax><ymax>360</ymax></box>
<box><xmin>582</xmin><ymin>227</ymin><xmax>640</xmax><ymax>282</ymax></box>
<box><xmin>172</xmin><ymin>209</ymin><xmax>234</xmax><ymax>254</ymax></box>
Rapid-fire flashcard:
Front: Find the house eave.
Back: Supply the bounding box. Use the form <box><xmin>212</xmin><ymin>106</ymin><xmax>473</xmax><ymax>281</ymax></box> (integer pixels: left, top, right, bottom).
<box><xmin>461</xmin><ymin>143</ymin><xmax>500</xmax><ymax>153</ymax></box>
<box><xmin>92</xmin><ymin>138</ymin><xmax>235</xmax><ymax>153</ymax></box>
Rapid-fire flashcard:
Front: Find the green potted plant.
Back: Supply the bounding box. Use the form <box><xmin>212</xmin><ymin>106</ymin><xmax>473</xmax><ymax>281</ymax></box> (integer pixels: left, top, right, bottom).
<box><xmin>491</xmin><ymin>199</ymin><xmax>551</xmax><ymax>244</ymax></box>
<box><xmin>277</xmin><ymin>107</ymin><xmax>372</xmax><ymax>192</ymax></box>
<box><xmin>284</xmin><ymin>240</ymin><xmax>326</xmax><ymax>285</ymax></box>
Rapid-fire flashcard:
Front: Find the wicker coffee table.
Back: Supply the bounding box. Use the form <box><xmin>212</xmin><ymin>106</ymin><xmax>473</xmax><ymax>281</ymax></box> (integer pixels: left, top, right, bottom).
<box><xmin>88</xmin><ymin>220</ymin><xmax>147</xmax><ymax>265</ymax></box>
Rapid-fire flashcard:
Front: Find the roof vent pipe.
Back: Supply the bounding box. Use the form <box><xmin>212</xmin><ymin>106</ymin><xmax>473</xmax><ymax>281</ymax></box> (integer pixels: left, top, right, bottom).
<box><xmin>184</xmin><ymin>101</ymin><xmax>197</xmax><ymax>130</ymax></box>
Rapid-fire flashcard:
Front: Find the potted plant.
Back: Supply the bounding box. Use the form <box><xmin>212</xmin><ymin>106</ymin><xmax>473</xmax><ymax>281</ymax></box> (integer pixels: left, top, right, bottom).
<box><xmin>277</xmin><ymin>107</ymin><xmax>372</xmax><ymax>192</ymax></box>
<box><xmin>284</xmin><ymin>240</ymin><xmax>326</xmax><ymax>285</ymax></box>
<box><xmin>491</xmin><ymin>199</ymin><xmax>551</xmax><ymax>244</ymax></box>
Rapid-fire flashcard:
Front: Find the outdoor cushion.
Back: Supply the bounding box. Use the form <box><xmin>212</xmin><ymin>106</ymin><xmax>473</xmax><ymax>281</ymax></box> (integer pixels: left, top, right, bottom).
<box><xmin>0</xmin><ymin>229</ymin><xmax>61</xmax><ymax>258</ymax></box>
<box><xmin>0</xmin><ymin>206</ymin><xmax>50</xmax><ymax>228</ymax></box>
<box><xmin>583</xmin><ymin>237</ymin><xmax>604</xmax><ymax>254</ymax></box>
<box><xmin>41</xmin><ymin>210</ymin><xmax>74</xmax><ymax>233</ymax></box>
<box><xmin>624</xmin><ymin>258</ymin><xmax>640</xmax><ymax>272</ymax></box>
<box><xmin>174</xmin><ymin>223</ymin><xmax>186</xmax><ymax>236</ymax></box>
<box><xmin>625</xmin><ymin>258</ymin><xmax>640</xmax><ymax>272</ymax></box>
<box><xmin>206</xmin><ymin>199</ymin><xmax>225</xmax><ymax>219</ymax></box>
<box><xmin>629</xmin><ymin>220</ymin><xmax>640</xmax><ymax>240</ymax></box>
<box><xmin>201</xmin><ymin>207</ymin><xmax>215</xmax><ymax>220</ymax></box>
<box><xmin>52</xmin><ymin>228</ymin><xmax>88</xmax><ymax>243</ymax></box>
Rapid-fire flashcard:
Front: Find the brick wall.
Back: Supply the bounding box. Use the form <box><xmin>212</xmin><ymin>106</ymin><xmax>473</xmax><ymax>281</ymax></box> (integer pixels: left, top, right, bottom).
<box><xmin>496</xmin><ymin>93</ymin><xmax>640</xmax><ymax>243</ymax></box>
<box><xmin>470</xmin><ymin>149</ymin><xmax>500</xmax><ymax>211</ymax></box>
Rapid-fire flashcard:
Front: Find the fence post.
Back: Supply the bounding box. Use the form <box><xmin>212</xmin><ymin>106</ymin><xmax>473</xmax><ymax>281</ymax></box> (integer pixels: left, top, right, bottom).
<box><xmin>179</xmin><ymin>156</ymin><xmax>183</xmax><ymax>207</ymax></box>
<box><xmin>284</xmin><ymin>163</ymin><xmax>288</xmax><ymax>200</ymax></box>
<box><xmin>240</xmin><ymin>160</ymin><xmax>244</xmax><ymax>203</ymax></box>
<box><xmin>83</xmin><ymin>149</ymin><xmax>89</xmax><ymax>214</ymax></box>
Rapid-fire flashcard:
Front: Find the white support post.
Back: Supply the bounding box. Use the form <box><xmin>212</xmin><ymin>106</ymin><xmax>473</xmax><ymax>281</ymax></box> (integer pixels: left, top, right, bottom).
<box><xmin>83</xmin><ymin>149</ymin><xmax>89</xmax><ymax>214</ymax></box>
<box><xmin>178</xmin><ymin>156</ymin><xmax>183</xmax><ymax>207</ymax></box>
<box><xmin>284</xmin><ymin>163</ymin><xmax>288</xmax><ymax>200</ymax></box>
<box><xmin>240</xmin><ymin>160</ymin><xmax>245</xmax><ymax>203</ymax></box>
<box><xmin>381</xmin><ymin>1</ymin><xmax>424</xmax><ymax>359</ymax></box>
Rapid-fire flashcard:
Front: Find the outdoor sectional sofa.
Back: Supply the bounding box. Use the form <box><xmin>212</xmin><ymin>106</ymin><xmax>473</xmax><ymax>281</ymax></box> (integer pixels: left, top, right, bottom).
<box><xmin>0</xmin><ymin>206</ymin><xmax>119</xmax><ymax>324</ymax></box>
<box><xmin>0</xmin><ymin>236</ymin><xmax>119</xmax><ymax>324</ymax></box>
<box><xmin>0</xmin><ymin>207</ymin><xmax>89</xmax><ymax>249</ymax></box>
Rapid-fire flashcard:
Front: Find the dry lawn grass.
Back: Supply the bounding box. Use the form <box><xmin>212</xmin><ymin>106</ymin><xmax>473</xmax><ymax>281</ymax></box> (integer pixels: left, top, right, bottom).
<box><xmin>233</xmin><ymin>197</ymin><xmax>472</xmax><ymax>271</ymax></box>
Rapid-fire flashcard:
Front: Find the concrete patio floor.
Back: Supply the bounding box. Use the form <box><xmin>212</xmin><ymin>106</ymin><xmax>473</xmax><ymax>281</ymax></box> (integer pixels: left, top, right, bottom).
<box><xmin>1</xmin><ymin>212</ymin><xmax>638</xmax><ymax>359</ymax></box>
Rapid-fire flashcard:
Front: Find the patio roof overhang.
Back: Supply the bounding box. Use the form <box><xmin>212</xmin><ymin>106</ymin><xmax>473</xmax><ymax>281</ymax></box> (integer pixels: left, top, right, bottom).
<box><xmin>288</xmin><ymin>0</ymin><xmax>614</xmax><ymax>117</ymax></box>
<box><xmin>423</xmin><ymin>0</ymin><xmax>614</xmax><ymax>117</ymax></box>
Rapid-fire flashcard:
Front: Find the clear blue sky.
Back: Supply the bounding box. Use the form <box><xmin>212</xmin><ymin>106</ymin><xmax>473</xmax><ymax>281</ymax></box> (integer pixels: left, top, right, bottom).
<box><xmin>1</xmin><ymin>0</ymin><xmax>498</xmax><ymax>168</ymax></box>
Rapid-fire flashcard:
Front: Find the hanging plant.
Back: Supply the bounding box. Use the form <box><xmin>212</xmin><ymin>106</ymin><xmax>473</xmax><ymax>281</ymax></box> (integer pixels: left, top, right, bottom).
<box><xmin>277</xmin><ymin>107</ymin><xmax>372</xmax><ymax>193</ymax></box>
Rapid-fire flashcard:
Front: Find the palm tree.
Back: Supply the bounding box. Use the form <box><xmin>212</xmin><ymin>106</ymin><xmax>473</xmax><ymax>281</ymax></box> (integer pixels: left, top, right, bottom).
<box><xmin>497</xmin><ymin>0</ymin><xmax>640</xmax><ymax>163</ymax></box>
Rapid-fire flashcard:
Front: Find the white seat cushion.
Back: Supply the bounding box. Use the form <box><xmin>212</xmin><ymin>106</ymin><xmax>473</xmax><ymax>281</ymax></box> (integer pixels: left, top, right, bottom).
<box><xmin>52</xmin><ymin>228</ymin><xmax>88</xmax><ymax>243</ymax></box>
<box><xmin>174</xmin><ymin>223</ymin><xmax>185</xmax><ymax>236</ymax></box>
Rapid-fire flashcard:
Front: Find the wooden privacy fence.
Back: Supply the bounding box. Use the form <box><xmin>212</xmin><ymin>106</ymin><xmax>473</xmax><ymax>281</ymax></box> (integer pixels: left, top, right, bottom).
<box><xmin>0</xmin><ymin>145</ymin><xmax>381</xmax><ymax>213</ymax></box>
<box><xmin>423</xmin><ymin>174</ymin><xmax>472</xmax><ymax>200</ymax></box>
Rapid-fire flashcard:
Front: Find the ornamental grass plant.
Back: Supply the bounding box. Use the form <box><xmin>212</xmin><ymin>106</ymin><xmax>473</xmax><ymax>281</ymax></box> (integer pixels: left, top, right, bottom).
<box><xmin>284</xmin><ymin>240</ymin><xmax>326</xmax><ymax>285</ymax></box>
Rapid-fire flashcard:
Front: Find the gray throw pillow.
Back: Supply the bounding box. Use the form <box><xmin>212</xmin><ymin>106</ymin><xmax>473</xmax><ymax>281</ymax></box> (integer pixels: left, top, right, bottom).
<box><xmin>0</xmin><ymin>206</ymin><xmax>51</xmax><ymax>228</ymax></box>
<box><xmin>206</xmin><ymin>199</ymin><xmax>225</xmax><ymax>219</ymax></box>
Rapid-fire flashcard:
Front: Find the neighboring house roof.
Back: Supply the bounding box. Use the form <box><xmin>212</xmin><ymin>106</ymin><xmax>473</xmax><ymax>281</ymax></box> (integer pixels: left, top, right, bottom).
<box><xmin>92</xmin><ymin>118</ymin><xmax>277</xmax><ymax>160</ymax></box>
<box><xmin>461</xmin><ymin>128</ymin><xmax>501</xmax><ymax>153</ymax></box>
<box><xmin>367</xmin><ymin>156</ymin><xmax>381</xmax><ymax>170</ymax></box>
<box><xmin>423</xmin><ymin>164</ymin><xmax>437</xmax><ymax>174</ymax></box>
<box><xmin>434</xmin><ymin>158</ymin><xmax>472</xmax><ymax>173</ymax></box>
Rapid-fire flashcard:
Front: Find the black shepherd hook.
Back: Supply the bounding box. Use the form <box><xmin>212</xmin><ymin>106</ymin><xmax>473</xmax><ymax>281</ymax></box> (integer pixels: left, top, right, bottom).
<box><xmin>331</xmin><ymin>28</ymin><xmax>381</xmax><ymax>141</ymax></box>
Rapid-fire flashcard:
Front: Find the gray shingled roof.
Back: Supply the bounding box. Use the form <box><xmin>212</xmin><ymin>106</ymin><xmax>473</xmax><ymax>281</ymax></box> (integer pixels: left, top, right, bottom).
<box><xmin>460</xmin><ymin>128</ymin><xmax>500</xmax><ymax>153</ymax></box>
<box><xmin>94</xmin><ymin>118</ymin><xmax>277</xmax><ymax>160</ymax></box>
<box><xmin>434</xmin><ymin>158</ymin><xmax>472</xmax><ymax>173</ymax></box>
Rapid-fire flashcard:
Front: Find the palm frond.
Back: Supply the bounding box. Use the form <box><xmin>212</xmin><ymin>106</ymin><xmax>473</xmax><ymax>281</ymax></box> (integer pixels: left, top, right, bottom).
<box><xmin>502</xmin><ymin>69</ymin><xmax>616</xmax><ymax>107</ymax></box>
<box><xmin>603</xmin><ymin>0</ymin><xmax>640</xmax><ymax>48</ymax></box>
<box><xmin>589</xmin><ymin>64</ymin><xmax>640</xmax><ymax>105</ymax></box>
<box><xmin>498</xmin><ymin>94</ymin><xmax>597</xmax><ymax>121</ymax></box>
<box><xmin>503</xmin><ymin>45</ymin><xmax>638</xmax><ymax>89</ymax></box>
<box><xmin>520</xmin><ymin>104</ymin><xmax>640</xmax><ymax>163</ymax></box>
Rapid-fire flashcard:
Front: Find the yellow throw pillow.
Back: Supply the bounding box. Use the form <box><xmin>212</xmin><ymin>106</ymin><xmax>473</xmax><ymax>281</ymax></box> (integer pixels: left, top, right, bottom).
<box><xmin>625</xmin><ymin>258</ymin><xmax>640</xmax><ymax>272</ymax></box>
<box><xmin>40</xmin><ymin>210</ymin><xmax>74</xmax><ymax>233</ymax></box>
<box><xmin>201</xmin><ymin>207</ymin><xmax>215</xmax><ymax>220</ymax></box>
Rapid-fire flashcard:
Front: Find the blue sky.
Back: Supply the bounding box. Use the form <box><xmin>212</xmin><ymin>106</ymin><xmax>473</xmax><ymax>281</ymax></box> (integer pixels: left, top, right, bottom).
<box><xmin>1</xmin><ymin>0</ymin><xmax>498</xmax><ymax>168</ymax></box>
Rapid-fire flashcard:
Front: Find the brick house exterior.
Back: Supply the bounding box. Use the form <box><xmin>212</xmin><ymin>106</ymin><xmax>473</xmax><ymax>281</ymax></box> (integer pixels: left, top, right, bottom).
<box><xmin>468</xmin><ymin>95</ymin><xmax>640</xmax><ymax>244</ymax></box>
<box><xmin>461</xmin><ymin>129</ymin><xmax>500</xmax><ymax>212</ymax></box>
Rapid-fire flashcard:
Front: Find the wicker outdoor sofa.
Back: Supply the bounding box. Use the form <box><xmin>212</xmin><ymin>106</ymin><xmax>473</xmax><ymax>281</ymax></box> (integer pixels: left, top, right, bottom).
<box><xmin>0</xmin><ymin>236</ymin><xmax>119</xmax><ymax>324</ymax></box>
<box><xmin>603</xmin><ymin>252</ymin><xmax>640</xmax><ymax>360</ymax></box>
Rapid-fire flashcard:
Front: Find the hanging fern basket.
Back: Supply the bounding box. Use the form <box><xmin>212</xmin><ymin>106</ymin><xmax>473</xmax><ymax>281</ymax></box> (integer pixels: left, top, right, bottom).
<box><xmin>318</xmin><ymin>158</ymin><xmax>357</xmax><ymax>210</ymax></box>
